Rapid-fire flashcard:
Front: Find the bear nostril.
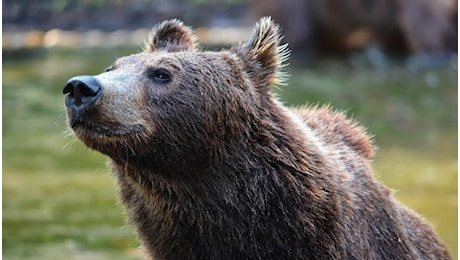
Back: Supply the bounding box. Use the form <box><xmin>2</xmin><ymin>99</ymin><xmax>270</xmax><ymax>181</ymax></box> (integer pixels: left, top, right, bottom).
<box><xmin>63</xmin><ymin>75</ymin><xmax>102</xmax><ymax>108</ymax></box>
<box><xmin>79</xmin><ymin>82</ymin><xmax>99</xmax><ymax>97</ymax></box>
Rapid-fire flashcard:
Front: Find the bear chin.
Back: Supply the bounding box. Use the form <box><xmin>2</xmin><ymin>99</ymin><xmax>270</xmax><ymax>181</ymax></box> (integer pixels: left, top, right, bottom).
<box><xmin>71</xmin><ymin>120</ymin><xmax>145</xmax><ymax>152</ymax></box>
<box><xmin>71</xmin><ymin>120</ymin><xmax>144</xmax><ymax>137</ymax></box>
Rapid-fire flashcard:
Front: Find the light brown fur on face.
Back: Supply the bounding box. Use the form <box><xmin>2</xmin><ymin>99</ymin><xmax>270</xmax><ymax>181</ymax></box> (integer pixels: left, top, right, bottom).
<box><xmin>63</xmin><ymin>17</ymin><xmax>451</xmax><ymax>260</ymax></box>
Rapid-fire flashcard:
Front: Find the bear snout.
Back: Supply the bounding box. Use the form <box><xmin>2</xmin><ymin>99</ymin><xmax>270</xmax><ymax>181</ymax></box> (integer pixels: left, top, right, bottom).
<box><xmin>63</xmin><ymin>75</ymin><xmax>103</xmax><ymax>117</ymax></box>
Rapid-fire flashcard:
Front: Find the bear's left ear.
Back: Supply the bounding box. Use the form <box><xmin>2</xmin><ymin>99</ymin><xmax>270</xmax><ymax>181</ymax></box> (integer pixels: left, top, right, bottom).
<box><xmin>144</xmin><ymin>19</ymin><xmax>197</xmax><ymax>52</ymax></box>
<box><xmin>235</xmin><ymin>17</ymin><xmax>289</xmax><ymax>87</ymax></box>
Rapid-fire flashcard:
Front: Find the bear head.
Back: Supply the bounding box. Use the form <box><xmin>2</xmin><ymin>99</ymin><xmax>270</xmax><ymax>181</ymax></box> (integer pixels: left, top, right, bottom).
<box><xmin>63</xmin><ymin>17</ymin><xmax>290</xmax><ymax>174</ymax></box>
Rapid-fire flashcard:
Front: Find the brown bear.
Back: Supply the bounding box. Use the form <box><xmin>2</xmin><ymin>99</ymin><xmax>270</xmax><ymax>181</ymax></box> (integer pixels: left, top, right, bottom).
<box><xmin>63</xmin><ymin>18</ymin><xmax>451</xmax><ymax>260</ymax></box>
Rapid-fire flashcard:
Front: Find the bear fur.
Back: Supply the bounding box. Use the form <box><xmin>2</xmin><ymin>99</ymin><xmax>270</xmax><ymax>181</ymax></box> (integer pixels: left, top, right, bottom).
<box><xmin>63</xmin><ymin>18</ymin><xmax>451</xmax><ymax>260</ymax></box>
<box><xmin>251</xmin><ymin>0</ymin><xmax>457</xmax><ymax>55</ymax></box>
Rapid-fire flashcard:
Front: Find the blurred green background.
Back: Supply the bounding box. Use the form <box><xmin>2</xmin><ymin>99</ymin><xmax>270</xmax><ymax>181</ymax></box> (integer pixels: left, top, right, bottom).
<box><xmin>3</xmin><ymin>0</ymin><xmax>458</xmax><ymax>259</ymax></box>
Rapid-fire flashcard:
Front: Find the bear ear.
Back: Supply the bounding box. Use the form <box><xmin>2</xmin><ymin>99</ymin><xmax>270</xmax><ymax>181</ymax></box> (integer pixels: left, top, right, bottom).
<box><xmin>239</xmin><ymin>17</ymin><xmax>290</xmax><ymax>87</ymax></box>
<box><xmin>144</xmin><ymin>19</ymin><xmax>197</xmax><ymax>52</ymax></box>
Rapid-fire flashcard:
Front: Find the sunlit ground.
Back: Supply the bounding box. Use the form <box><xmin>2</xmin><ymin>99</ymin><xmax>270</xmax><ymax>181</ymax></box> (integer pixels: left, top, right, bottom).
<box><xmin>3</xmin><ymin>47</ymin><xmax>457</xmax><ymax>259</ymax></box>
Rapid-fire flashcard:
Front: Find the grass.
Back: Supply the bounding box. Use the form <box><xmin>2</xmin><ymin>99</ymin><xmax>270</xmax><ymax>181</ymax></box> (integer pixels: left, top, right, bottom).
<box><xmin>3</xmin><ymin>170</ymin><xmax>140</xmax><ymax>260</ymax></box>
<box><xmin>3</xmin><ymin>46</ymin><xmax>457</xmax><ymax>259</ymax></box>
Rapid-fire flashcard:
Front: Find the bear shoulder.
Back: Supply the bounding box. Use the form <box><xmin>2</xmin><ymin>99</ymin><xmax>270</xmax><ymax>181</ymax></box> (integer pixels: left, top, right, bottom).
<box><xmin>291</xmin><ymin>105</ymin><xmax>375</xmax><ymax>160</ymax></box>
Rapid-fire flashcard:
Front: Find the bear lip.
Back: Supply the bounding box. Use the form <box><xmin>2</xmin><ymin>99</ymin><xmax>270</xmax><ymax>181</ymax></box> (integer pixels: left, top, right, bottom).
<box><xmin>71</xmin><ymin>119</ymin><xmax>144</xmax><ymax>138</ymax></box>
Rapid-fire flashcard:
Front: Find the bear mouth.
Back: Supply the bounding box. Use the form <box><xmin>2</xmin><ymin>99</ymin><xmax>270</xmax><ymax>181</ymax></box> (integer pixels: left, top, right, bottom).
<box><xmin>71</xmin><ymin>119</ymin><xmax>144</xmax><ymax>138</ymax></box>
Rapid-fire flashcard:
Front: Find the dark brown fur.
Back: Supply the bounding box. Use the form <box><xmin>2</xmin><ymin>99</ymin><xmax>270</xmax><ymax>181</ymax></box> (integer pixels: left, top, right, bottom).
<box><xmin>64</xmin><ymin>18</ymin><xmax>451</xmax><ymax>259</ymax></box>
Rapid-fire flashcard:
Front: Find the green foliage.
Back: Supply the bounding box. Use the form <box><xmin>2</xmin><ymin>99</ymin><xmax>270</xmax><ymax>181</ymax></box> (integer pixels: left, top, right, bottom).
<box><xmin>2</xmin><ymin>47</ymin><xmax>457</xmax><ymax>259</ymax></box>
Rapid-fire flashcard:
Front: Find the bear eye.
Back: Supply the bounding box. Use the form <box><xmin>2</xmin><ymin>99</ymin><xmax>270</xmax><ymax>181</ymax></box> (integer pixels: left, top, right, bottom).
<box><xmin>146</xmin><ymin>68</ymin><xmax>172</xmax><ymax>83</ymax></box>
<box><xmin>104</xmin><ymin>65</ymin><xmax>114</xmax><ymax>72</ymax></box>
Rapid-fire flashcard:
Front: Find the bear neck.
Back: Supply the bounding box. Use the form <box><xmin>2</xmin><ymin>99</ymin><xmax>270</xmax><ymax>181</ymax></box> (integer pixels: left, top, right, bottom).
<box><xmin>109</xmin><ymin>102</ymin><xmax>339</xmax><ymax>259</ymax></box>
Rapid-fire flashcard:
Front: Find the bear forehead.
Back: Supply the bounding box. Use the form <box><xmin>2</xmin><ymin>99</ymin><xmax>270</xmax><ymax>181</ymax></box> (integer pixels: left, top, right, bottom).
<box><xmin>114</xmin><ymin>51</ymin><xmax>231</xmax><ymax>71</ymax></box>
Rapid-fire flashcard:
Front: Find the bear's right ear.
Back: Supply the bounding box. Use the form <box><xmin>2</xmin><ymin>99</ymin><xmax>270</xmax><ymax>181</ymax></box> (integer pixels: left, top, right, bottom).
<box><xmin>144</xmin><ymin>19</ymin><xmax>197</xmax><ymax>52</ymax></box>
<box><xmin>234</xmin><ymin>17</ymin><xmax>289</xmax><ymax>88</ymax></box>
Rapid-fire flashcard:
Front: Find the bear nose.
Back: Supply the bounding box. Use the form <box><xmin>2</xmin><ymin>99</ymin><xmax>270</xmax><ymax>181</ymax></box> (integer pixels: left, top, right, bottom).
<box><xmin>63</xmin><ymin>75</ymin><xmax>102</xmax><ymax>111</ymax></box>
